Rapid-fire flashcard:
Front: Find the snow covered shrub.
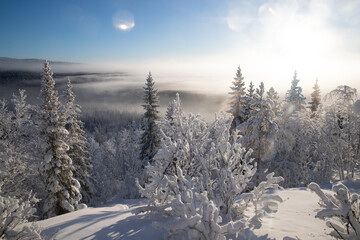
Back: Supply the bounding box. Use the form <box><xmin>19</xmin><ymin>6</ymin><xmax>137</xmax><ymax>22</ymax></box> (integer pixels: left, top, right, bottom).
<box><xmin>154</xmin><ymin>167</ymin><xmax>246</xmax><ymax>240</ymax></box>
<box><xmin>309</xmin><ymin>182</ymin><xmax>360</xmax><ymax>239</ymax></box>
<box><xmin>0</xmin><ymin>189</ymin><xmax>42</xmax><ymax>240</ymax></box>
<box><xmin>137</xmin><ymin>94</ymin><xmax>284</xmax><ymax>239</ymax></box>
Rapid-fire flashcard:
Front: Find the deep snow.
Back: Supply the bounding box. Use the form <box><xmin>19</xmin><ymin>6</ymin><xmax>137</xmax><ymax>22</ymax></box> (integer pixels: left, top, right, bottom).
<box><xmin>37</xmin><ymin>188</ymin><xmax>336</xmax><ymax>240</ymax></box>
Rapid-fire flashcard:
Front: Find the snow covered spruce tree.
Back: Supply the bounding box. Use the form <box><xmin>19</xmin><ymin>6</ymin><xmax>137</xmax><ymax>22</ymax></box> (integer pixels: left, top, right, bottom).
<box><xmin>39</xmin><ymin>61</ymin><xmax>81</xmax><ymax>218</ymax></box>
<box><xmin>243</xmin><ymin>81</ymin><xmax>255</xmax><ymax>122</ymax></box>
<box><xmin>63</xmin><ymin>78</ymin><xmax>94</xmax><ymax>204</ymax></box>
<box><xmin>308</xmin><ymin>79</ymin><xmax>321</xmax><ymax>117</ymax></box>
<box><xmin>241</xmin><ymin>82</ymin><xmax>277</xmax><ymax>181</ymax></box>
<box><xmin>285</xmin><ymin>71</ymin><xmax>306</xmax><ymax>114</ymax></box>
<box><xmin>227</xmin><ymin>66</ymin><xmax>247</xmax><ymax>132</ymax></box>
<box><xmin>137</xmin><ymin>94</ymin><xmax>283</xmax><ymax>239</ymax></box>
<box><xmin>139</xmin><ymin>72</ymin><xmax>160</xmax><ymax>168</ymax></box>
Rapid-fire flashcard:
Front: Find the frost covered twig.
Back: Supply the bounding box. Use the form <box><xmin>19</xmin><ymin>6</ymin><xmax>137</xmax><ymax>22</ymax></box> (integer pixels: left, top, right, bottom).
<box><xmin>309</xmin><ymin>182</ymin><xmax>360</xmax><ymax>239</ymax></box>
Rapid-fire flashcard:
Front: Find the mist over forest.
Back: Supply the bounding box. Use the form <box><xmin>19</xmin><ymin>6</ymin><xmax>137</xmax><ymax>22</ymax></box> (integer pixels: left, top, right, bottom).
<box><xmin>0</xmin><ymin>57</ymin><xmax>227</xmax><ymax>122</ymax></box>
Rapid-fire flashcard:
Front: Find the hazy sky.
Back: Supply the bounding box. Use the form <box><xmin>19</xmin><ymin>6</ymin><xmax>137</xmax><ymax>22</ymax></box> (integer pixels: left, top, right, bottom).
<box><xmin>1</xmin><ymin>0</ymin><xmax>360</xmax><ymax>95</ymax></box>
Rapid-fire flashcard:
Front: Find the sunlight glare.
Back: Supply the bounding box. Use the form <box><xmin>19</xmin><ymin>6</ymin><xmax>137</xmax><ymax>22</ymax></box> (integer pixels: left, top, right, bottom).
<box><xmin>112</xmin><ymin>10</ymin><xmax>135</xmax><ymax>31</ymax></box>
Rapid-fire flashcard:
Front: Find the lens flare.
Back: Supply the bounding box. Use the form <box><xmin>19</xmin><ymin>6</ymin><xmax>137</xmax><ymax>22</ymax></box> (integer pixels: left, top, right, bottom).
<box><xmin>112</xmin><ymin>11</ymin><xmax>135</xmax><ymax>31</ymax></box>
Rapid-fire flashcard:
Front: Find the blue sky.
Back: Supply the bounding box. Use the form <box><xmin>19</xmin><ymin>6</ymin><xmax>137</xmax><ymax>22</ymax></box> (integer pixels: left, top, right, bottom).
<box><xmin>1</xmin><ymin>0</ymin><xmax>360</xmax><ymax>94</ymax></box>
<box><xmin>0</xmin><ymin>0</ymin><xmax>235</xmax><ymax>61</ymax></box>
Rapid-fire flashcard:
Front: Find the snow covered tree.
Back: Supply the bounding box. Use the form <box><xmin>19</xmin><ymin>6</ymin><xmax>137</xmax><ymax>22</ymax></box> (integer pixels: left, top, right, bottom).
<box><xmin>269</xmin><ymin>109</ymin><xmax>323</xmax><ymax>187</ymax></box>
<box><xmin>285</xmin><ymin>71</ymin><xmax>306</xmax><ymax>114</ymax></box>
<box><xmin>119</xmin><ymin>122</ymin><xmax>142</xmax><ymax>198</ymax></box>
<box><xmin>227</xmin><ymin>66</ymin><xmax>247</xmax><ymax>132</ymax></box>
<box><xmin>243</xmin><ymin>81</ymin><xmax>255</xmax><ymax>122</ymax></box>
<box><xmin>0</xmin><ymin>90</ymin><xmax>41</xmax><ymax>200</ymax></box>
<box><xmin>39</xmin><ymin>61</ymin><xmax>81</xmax><ymax>218</ymax></box>
<box><xmin>241</xmin><ymin>82</ymin><xmax>278</xmax><ymax>179</ymax></box>
<box><xmin>0</xmin><ymin>182</ymin><xmax>42</xmax><ymax>240</ymax></box>
<box><xmin>309</xmin><ymin>182</ymin><xmax>360</xmax><ymax>239</ymax></box>
<box><xmin>139</xmin><ymin>72</ymin><xmax>160</xmax><ymax>168</ymax></box>
<box><xmin>137</xmin><ymin>95</ymin><xmax>283</xmax><ymax>238</ymax></box>
<box><xmin>308</xmin><ymin>79</ymin><xmax>321</xmax><ymax>116</ymax></box>
<box><xmin>266</xmin><ymin>87</ymin><xmax>281</xmax><ymax>117</ymax></box>
<box><xmin>322</xmin><ymin>85</ymin><xmax>359</xmax><ymax>180</ymax></box>
<box><xmin>165</xmin><ymin>98</ymin><xmax>177</xmax><ymax>123</ymax></box>
<box><xmin>63</xmin><ymin>78</ymin><xmax>94</xmax><ymax>204</ymax></box>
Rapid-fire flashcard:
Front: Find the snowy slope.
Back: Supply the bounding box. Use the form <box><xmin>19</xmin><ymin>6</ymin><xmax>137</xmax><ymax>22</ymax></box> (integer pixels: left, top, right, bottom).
<box><xmin>38</xmin><ymin>188</ymin><xmax>334</xmax><ymax>240</ymax></box>
<box><xmin>252</xmin><ymin>188</ymin><xmax>333</xmax><ymax>240</ymax></box>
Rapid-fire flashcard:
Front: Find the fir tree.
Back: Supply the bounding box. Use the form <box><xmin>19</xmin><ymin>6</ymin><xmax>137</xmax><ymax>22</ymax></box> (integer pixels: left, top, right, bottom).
<box><xmin>308</xmin><ymin>79</ymin><xmax>321</xmax><ymax>116</ymax></box>
<box><xmin>139</xmin><ymin>72</ymin><xmax>160</xmax><ymax>168</ymax></box>
<box><xmin>285</xmin><ymin>71</ymin><xmax>306</xmax><ymax>113</ymax></box>
<box><xmin>39</xmin><ymin>61</ymin><xmax>81</xmax><ymax>218</ymax></box>
<box><xmin>227</xmin><ymin>66</ymin><xmax>247</xmax><ymax>131</ymax></box>
<box><xmin>63</xmin><ymin>78</ymin><xmax>94</xmax><ymax>204</ymax></box>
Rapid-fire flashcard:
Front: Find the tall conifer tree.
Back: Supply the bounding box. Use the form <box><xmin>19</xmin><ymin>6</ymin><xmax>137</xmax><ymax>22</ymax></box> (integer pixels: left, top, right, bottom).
<box><xmin>139</xmin><ymin>72</ymin><xmax>160</xmax><ymax>167</ymax></box>
<box><xmin>227</xmin><ymin>66</ymin><xmax>247</xmax><ymax>131</ymax></box>
<box><xmin>308</xmin><ymin>79</ymin><xmax>321</xmax><ymax>116</ymax></box>
<box><xmin>39</xmin><ymin>61</ymin><xmax>81</xmax><ymax>218</ymax></box>
<box><xmin>285</xmin><ymin>71</ymin><xmax>306</xmax><ymax>113</ymax></box>
<box><xmin>266</xmin><ymin>87</ymin><xmax>281</xmax><ymax>117</ymax></box>
<box><xmin>63</xmin><ymin>78</ymin><xmax>94</xmax><ymax>204</ymax></box>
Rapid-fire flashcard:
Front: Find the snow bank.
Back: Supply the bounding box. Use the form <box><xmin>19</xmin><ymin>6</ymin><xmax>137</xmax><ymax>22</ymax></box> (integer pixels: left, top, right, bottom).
<box><xmin>37</xmin><ymin>189</ymin><xmax>335</xmax><ymax>239</ymax></box>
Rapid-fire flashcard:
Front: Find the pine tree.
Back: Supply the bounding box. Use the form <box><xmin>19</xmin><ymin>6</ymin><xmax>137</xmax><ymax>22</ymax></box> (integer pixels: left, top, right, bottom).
<box><xmin>227</xmin><ymin>66</ymin><xmax>247</xmax><ymax>131</ymax></box>
<box><xmin>63</xmin><ymin>78</ymin><xmax>94</xmax><ymax>204</ymax></box>
<box><xmin>308</xmin><ymin>79</ymin><xmax>321</xmax><ymax>116</ymax></box>
<box><xmin>39</xmin><ymin>61</ymin><xmax>81</xmax><ymax>218</ymax></box>
<box><xmin>285</xmin><ymin>71</ymin><xmax>306</xmax><ymax>113</ymax></box>
<box><xmin>139</xmin><ymin>72</ymin><xmax>160</xmax><ymax>168</ymax></box>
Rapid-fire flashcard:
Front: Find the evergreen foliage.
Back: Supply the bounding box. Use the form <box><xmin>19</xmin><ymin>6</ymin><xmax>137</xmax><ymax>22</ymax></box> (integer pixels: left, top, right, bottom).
<box><xmin>241</xmin><ymin>82</ymin><xmax>278</xmax><ymax>179</ymax></box>
<box><xmin>39</xmin><ymin>61</ymin><xmax>81</xmax><ymax>218</ymax></box>
<box><xmin>266</xmin><ymin>87</ymin><xmax>281</xmax><ymax>117</ymax></box>
<box><xmin>63</xmin><ymin>78</ymin><xmax>94</xmax><ymax>204</ymax></box>
<box><xmin>227</xmin><ymin>66</ymin><xmax>247</xmax><ymax>131</ymax></box>
<box><xmin>308</xmin><ymin>79</ymin><xmax>321</xmax><ymax>116</ymax></box>
<box><xmin>244</xmin><ymin>81</ymin><xmax>255</xmax><ymax>122</ymax></box>
<box><xmin>139</xmin><ymin>72</ymin><xmax>160</xmax><ymax>167</ymax></box>
<box><xmin>285</xmin><ymin>71</ymin><xmax>306</xmax><ymax>113</ymax></box>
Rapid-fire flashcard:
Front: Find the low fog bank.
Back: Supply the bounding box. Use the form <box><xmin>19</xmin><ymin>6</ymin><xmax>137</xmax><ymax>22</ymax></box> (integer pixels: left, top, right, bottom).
<box><xmin>0</xmin><ymin>59</ymin><xmax>228</xmax><ymax>121</ymax></box>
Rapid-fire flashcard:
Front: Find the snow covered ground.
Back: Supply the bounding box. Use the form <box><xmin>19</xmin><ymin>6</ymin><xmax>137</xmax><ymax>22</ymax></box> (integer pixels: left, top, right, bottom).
<box><xmin>37</xmin><ymin>188</ymin><xmax>336</xmax><ymax>240</ymax></box>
